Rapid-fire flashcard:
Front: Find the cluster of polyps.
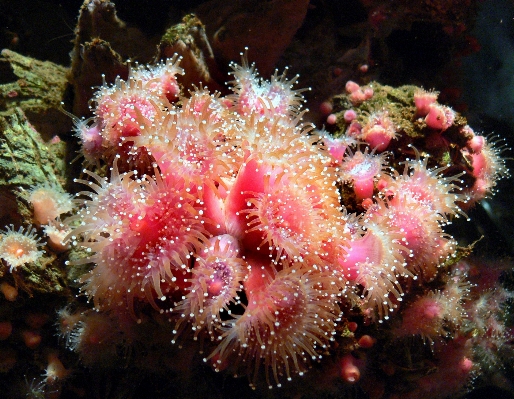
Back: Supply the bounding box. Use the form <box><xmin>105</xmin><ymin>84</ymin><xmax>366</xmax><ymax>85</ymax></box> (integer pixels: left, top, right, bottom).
<box><xmin>65</xmin><ymin>54</ymin><xmax>507</xmax><ymax>389</ymax></box>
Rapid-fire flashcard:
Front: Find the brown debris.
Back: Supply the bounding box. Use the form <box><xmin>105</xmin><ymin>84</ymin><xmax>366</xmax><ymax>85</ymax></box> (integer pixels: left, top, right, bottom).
<box><xmin>196</xmin><ymin>0</ymin><xmax>310</xmax><ymax>76</ymax></box>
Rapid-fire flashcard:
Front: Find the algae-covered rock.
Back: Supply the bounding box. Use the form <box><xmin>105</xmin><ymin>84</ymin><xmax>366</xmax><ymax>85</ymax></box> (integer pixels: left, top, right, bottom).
<box><xmin>158</xmin><ymin>14</ymin><xmax>225</xmax><ymax>92</ymax></box>
<box><xmin>330</xmin><ymin>81</ymin><xmax>471</xmax><ymax>170</ymax></box>
<box><xmin>0</xmin><ymin>107</ymin><xmax>69</xmax><ymax>295</ymax></box>
<box><xmin>0</xmin><ymin>49</ymin><xmax>71</xmax><ymax>139</ymax></box>
<box><xmin>0</xmin><ymin>107</ymin><xmax>67</xmax><ymax>226</ymax></box>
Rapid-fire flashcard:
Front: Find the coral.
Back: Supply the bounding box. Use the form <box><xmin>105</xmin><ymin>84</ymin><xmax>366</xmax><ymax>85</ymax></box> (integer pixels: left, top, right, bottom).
<box><xmin>130</xmin><ymin>55</ymin><xmax>184</xmax><ymax>103</ymax></box>
<box><xmin>463</xmin><ymin>135</ymin><xmax>510</xmax><ymax>203</ymax></box>
<box><xmin>228</xmin><ymin>55</ymin><xmax>305</xmax><ymax>117</ymax></box>
<box><xmin>0</xmin><ymin>282</ymin><xmax>18</xmax><ymax>302</ymax></box>
<box><xmin>134</xmin><ymin>87</ymin><xmax>238</xmax><ymax>187</ymax></box>
<box><xmin>56</xmin><ymin>52</ymin><xmax>513</xmax><ymax>397</ymax></box>
<box><xmin>42</xmin><ymin>352</ymin><xmax>70</xmax><ymax>384</ymax></box>
<box><xmin>241</xmin><ymin>171</ymin><xmax>337</xmax><ymax>260</ymax></box>
<box><xmin>22</xmin><ymin>377</ymin><xmax>48</xmax><ymax>399</ymax></box>
<box><xmin>396</xmin><ymin>274</ymin><xmax>469</xmax><ymax>341</ymax></box>
<box><xmin>366</xmin><ymin>196</ymin><xmax>454</xmax><ymax>280</ymax></box>
<box><xmin>42</xmin><ymin>221</ymin><xmax>72</xmax><ymax>253</ymax></box>
<box><xmin>345</xmin><ymin>80</ymin><xmax>374</xmax><ymax>105</ymax></box>
<box><xmin>425</xmin><ymin>103</ymin><xmax>456</xmax><ymax>131</ymax></box>
<box><xmin>0</xmin><ymin>2</ymin><xmax>511</xmax><ymax>395</ymax></box>
<box><xmin>413</xmin><ymin>88</ymin><xmax>439</xmax><ymax>116</ymax></box>
<box><xmin>320</xmin><ymin>130</ymin><xmax>358</xmax><ymax>165</ymax></box>
<box><xmin>339</xmin><ymin>354</ymin><xmax>362</xmax><ymax>383</ymax></box>
<box><xmin>61</xmin><ymin>309</ymin><xmax>126</xmax><ymax>366</ymax></box>
<box><xmin>382</xmin><ymin>151</ymin><xmax>468</xmax><ymax>220</ymax></box>
<box><xmin>338</xmin><ymin>218</ymin><xmax>411</xmax><ymax>319</ymax></box>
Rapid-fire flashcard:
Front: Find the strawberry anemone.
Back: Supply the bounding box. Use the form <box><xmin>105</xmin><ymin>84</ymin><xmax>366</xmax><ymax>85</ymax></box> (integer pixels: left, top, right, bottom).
<box><xmin>338</xmin><ymin>219</ymin><xmax>411</xmax><ymax>320</ymax></box>
<box><xmin>89</xmin><ymin>76</ymin><xmax>162</xmax><ymax>173</ymax></box>
<box><xmin>228</xmin><ymin>54</ymin><xmax>305</xmax><ymax>117</ymax></box>
<box><xmin>383</xmin><ymin>152</ymin><xmax>467</xmax><ymax>220</ymax></box>
<box><xmin>319</xmin><ymin>131</ymin><xmax>357</xmax><ymax>165</ymax></box>
<box><xmin>93</xmin><ymin>76</ymin><xmax>160</xmax><ymax>145</ymax></box>
<box><xmin>67</xmin><ymin>161</ymin><xmax>209</xmax><ymax>317</ymax></box>
<box><xmin>223</xmin><ymin>150</ymin><xmax>341</xmax><ymax>259</ymax></box>
<box><xmin>130</xmin><ymin>54</ymin><xmax>184</xmax><ymax>103</ymax></box>
<box><xmin>340</xmin><ymin>149</ymin><xmax>388</xmax><ymax>201</ymax></box>
<box><xmin>464</xmin><ymin>135</ymin><xmax>510</xmax><ymax>203</ymax></box>
<box><xmin>172</xmin><ymin>234</ymin><xmax>248</xmax><ymax>341</ymax></box>
<box><xmin>236</xmin><ymin>111</ymin><xmax>322</xmax><ymax>168</ymax></box>
<box><xmin>222</xmin><ymin>108</ymin><xmax>340</xmax><ymax>243</ymax></box>
<box><xmin>366</xmin><ymin>197</ymin><xmax>455</xmax><ymax>281</ymax></box>
<box><xmin>133</xmin><ymin>88</ymin><xmax>239</xmax><ymax>189</ymax></box>
<box><xmin>207</xmin><ymin>258</ymin><xmax>342</xmax><ymax>388</ymax></box>
<box><xmin>0</xmin><ymin>225</ymin><xmax>44</xmax><ymax>272</ymax></box>
<box><xmin>396</xmin><ymin>272</ymin><xmax>469</xmax><ymax>341</ymax></box>
<box><xmin>28</xmin><ymin>184</ymin><xmax>73</xmax><ymax>225</ymax></box>
<box><xmin>241</xmin><ymin>169</ymin><xmax>340</xmax><ymax>261</ymax></box>
<box><xmin>359</xmin><ymin>111</ymin><xmax>398</xmax><ymax>152</ymax></box>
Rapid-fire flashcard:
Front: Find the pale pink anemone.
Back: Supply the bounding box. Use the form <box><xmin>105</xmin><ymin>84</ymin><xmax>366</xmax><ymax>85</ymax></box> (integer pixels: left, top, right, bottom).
<box><xmin>339</xmin><ymin>149</ymin><xmax>388</xmax><ymax>201</ymax></box>
<box><xmin>207</xmin><ymin>258</ymin><xmax>342</xmax><ymax>388</ymax></box>
<box><xmin>0</xmin><ymin>225</ymin><xmax>44</xmax><ymax>272</ymax></box>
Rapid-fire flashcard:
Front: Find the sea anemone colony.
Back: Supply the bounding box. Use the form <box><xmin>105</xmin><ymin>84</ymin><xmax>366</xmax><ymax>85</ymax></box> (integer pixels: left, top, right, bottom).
<box><xmin>0</xmin><ymin>48</ymin><xmax>512</xmax><ymax>398</ymax></box>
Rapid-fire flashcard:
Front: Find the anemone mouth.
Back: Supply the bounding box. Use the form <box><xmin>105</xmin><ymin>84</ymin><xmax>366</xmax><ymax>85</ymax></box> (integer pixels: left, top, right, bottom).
<box><xmin>172</xmin><ymin>235</ymin><xmax>249</xmax><ymax>341</ymax></box>
<box><xmin>242</xmin><ymin>175</ymin><xmax>329</xmax><ymax>260</ymax></box>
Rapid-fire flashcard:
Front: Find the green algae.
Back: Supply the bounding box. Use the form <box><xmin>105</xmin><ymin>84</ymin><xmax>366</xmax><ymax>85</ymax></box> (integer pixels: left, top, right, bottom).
<box><xmin>161</xmin><ymin>14</ymin><xmax>205</xmax><ymax>46</ymax></box>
